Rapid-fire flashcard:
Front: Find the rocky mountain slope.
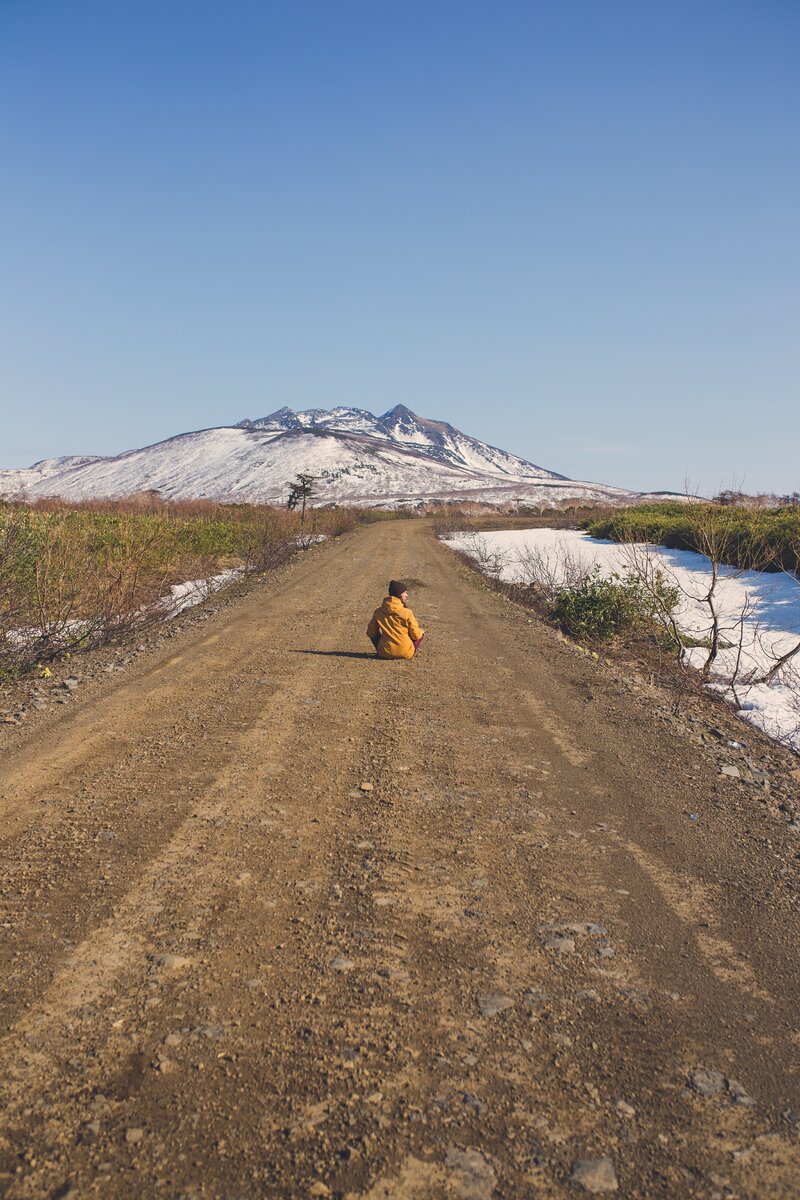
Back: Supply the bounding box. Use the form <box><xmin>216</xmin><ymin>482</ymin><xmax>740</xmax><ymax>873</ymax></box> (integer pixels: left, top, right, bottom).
<box><xmin>0</xmin><ymin>405</ymin><xmax>668</xmax><ymax>507</ymax></box>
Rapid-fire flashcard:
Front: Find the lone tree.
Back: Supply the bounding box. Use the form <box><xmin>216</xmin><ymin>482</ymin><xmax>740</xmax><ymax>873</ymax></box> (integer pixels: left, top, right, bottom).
<box><xmin>286</xmin><ymin>473</ymin><xmax>316</xmax><ymax>526</ymax></box>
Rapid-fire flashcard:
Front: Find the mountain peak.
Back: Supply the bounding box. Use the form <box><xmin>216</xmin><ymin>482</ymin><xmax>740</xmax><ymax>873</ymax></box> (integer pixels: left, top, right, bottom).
<box><xmin>236</xmin><ymin>407</ymin><xmax>298</xmax><ymax>431</ymax></box>
<box><xmin>0</xmin><ymin>404</ymin><xmax>595</xmax><ymax>506</ymax></box>
<box><xmin>381</xmin><ymin>403</ymin><xmax>415</xmax><ymax>420</ymax></box>
<box><xmin>232</xmin><ymin>405</ymin><xmax>565</xmax><ymax>482</ymax></box>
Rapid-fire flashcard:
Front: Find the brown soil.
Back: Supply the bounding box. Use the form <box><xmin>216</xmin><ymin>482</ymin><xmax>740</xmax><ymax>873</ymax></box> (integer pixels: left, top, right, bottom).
<box><xmin>1</xmin><ymin>520</ymin><xmax>799</xmax><ymax>1199</ymax></box>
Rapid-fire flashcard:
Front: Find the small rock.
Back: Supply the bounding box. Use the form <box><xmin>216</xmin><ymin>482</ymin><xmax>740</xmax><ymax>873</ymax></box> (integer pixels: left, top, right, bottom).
<box><xmin>445</xmin><ymin>1146</ymin><xmax>497</xmax><ymax>1200</ymax></box>
<box><xmin>125</xmin><ymin>1127</ymin><xmax>145</xmax><ymax>1145</ymax></box>
<box><xmin>570</xmin><ymin>1156</ymin><xmax>618</xmax><ymax>1193</ymax></box>
<box><xmin>148</xmin><ymin>952</ymin><xmax>193</xmax><ymax>972</ymax></box>
<box><xmin>330</xmin><ymin>955</ymin><xmax>354</xmax><ymax>972</ymax></box>
<box><xmin>196</xmin><ymin>1024</ymin><xmax>227</xmax><ymax>1040</ymax></box>
<box><xmin>544</xmin><ymin>933</ymin><xmax>576</xmax><ymax>954</ymax></box>
<box><xmin>77</xmin><ymin>1120</ymin><xmax>100</xmax><ymax>1143</ymax></box>
<box><xmin>720</xmin><ymin>765</ymin><xmax>740</xmax><ymax>779</ymax></box>
<box><xmin>308</xmin><ymin>1184</ymin><xmax>331</xmax><ymax>1198</ymax></box>
<box><xmin>727</xmin><ymin>1078</ymin><xmax>755</xmax><ymax>1106</ymax></box>
<box><xmin>690</xmin><ymin>1067</ymin><xmax>726</xmax><ymax>1097</ymax></box>
<box><xmin>477</xmin><ymin>992</ymin><xmax>513</xmax><ymax>1017</ymax></box>
<box><xmin>615</xmin><ymin>1100</ymin><xmax>636</xmax><ymax>1118</ymax></box>
<box><xmin>62</xmin><ymin>678</ymin><xmax>79</xmax><ymax>691</ymax></box>
<box><xmin>359</xmin><ymin>782</ymin><xmax>374</xmax><ymax>792</ymax></box>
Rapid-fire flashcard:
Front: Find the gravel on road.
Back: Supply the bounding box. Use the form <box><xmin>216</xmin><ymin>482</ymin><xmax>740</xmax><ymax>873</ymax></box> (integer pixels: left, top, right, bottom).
<box><xmin>1</xmin><ymin>519</ymin><xmax>799</xmax><ymax>1198</ymax></box>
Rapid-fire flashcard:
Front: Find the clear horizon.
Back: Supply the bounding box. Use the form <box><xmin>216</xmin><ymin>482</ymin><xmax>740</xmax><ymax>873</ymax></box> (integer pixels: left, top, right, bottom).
<box><xmin>1</xmin><ymin>2</ymin><xmax>798</xmax><ymax>495</ymax></box>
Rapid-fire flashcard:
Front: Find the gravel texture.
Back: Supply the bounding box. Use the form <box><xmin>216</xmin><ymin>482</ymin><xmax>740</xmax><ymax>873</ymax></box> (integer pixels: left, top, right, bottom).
<box><xmin>0</xmin><ymin>519</ymin><xmax>799</xmax><ymax>1198</ymax></box>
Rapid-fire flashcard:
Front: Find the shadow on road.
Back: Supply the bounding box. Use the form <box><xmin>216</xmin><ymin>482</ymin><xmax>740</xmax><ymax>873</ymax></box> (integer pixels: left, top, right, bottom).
<box><xmin>289</xmin><ymin>649</ymin><xmax>377</xmax><ymax>660</ymax></box>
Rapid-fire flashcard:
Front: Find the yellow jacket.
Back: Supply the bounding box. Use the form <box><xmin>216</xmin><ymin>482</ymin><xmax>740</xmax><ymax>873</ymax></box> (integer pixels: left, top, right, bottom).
<box><xmin>367</xmin><ymin>595</ymin><xmax>424</xmax><ymax>660</ymax></box>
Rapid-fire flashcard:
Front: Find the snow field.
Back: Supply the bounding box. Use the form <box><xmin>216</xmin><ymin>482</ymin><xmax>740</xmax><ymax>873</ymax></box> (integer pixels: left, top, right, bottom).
<box><xmin>446</xmin><ymin>528</ymin><xmax>800</xmax><ymax>752</ymax></box>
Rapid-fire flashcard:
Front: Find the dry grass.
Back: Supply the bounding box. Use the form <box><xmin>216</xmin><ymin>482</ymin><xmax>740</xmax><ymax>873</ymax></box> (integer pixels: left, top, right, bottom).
<box><xmin>0</xmin><ymin>498</ymin><xmax>369</xmax><ymax>680</ymax></box>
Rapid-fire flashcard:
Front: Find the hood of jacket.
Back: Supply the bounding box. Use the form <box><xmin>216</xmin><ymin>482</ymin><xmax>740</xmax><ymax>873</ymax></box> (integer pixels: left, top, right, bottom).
<box><xmin>381</xmin><ymin>595</ymin><xmax>407</xmax><ymax>615</ymax></box>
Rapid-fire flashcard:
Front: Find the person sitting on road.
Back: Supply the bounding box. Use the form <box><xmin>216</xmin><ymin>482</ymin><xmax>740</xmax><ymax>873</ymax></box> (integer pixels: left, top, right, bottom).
<box><xmin>367</xmin><ymin>580</ymin><xmax>425</xmax><ymax>660</ymax></box>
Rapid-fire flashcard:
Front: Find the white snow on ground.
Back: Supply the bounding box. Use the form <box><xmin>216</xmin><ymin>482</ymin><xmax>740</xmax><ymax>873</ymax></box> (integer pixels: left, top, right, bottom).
<box><xmin>165</xmin><ymin>569</ymin><xmax>242</xmax><ymax>617</ymax></box>
<box><xmin>5</xmin><ymin>570</ymin><xmax>244</xmax><ymax>652</ymax></box>
<box><xmin>446</xmin><ymin>528</ymin><xmax>800</xmax><ymax>752</ymax></box>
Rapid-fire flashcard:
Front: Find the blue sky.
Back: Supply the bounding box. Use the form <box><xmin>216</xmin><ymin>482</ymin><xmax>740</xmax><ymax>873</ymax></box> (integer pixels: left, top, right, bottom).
<box><xmin>1</xmin><ymin>1</ymin><xmax>798</xmax><ymax>493</ymax></box>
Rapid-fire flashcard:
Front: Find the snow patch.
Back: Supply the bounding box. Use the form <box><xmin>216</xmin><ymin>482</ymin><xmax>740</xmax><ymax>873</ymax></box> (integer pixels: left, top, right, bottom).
<box><xmin>447</xmin><ymin>528</ymin><xmax>800</xmax><ymax>753</ymax></box>
<box><xmin>165</xmin><ymin>569</ymin><xmax>242</xmax><ymax>617</ymax></box>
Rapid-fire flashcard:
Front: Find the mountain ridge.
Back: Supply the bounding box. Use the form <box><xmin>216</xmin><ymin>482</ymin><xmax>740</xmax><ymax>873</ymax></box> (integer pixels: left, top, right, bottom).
<box><xmin>0</xmin><ymin>405</ymin><xmax>669</xmax><ymax>508</ymax></box>
<box><xmin>232</xmin><ymin>404</ymin><xmax>565</xmax><ymax>482</ymax></box>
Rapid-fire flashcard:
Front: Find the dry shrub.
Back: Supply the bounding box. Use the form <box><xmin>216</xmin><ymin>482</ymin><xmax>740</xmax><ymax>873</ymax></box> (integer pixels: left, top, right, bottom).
<box><xmin>239</xmin><ymin>507</ymin><xmax>300</xmax><ymax>571</ymax></box>
<box><xmin>0</xmin><ymin>496</ymin><xmax>390</xmax><ymax>681</ymax></box>
<box><xmin>0</xmin><ymin>508</ymin><xmax>180</xmax><ymax>677</ymax></box>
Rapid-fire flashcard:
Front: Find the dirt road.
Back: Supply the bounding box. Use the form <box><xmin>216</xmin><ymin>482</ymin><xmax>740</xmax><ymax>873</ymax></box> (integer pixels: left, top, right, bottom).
<box><xmin>1</xmin><ymin>520</ymin><xmax>799</xmax><ymax>1199</ymax></box>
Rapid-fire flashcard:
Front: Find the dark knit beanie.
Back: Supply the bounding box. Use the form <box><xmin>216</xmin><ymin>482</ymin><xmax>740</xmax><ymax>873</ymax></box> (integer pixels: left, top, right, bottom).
<box><xmin>388</xmin><ymin>580</ymin><xmax>408</xmax><ymax>598</ymax></box>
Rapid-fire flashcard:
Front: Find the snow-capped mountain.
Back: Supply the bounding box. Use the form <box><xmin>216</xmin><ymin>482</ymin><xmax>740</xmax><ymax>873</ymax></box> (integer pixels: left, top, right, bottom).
<box><xmin>0</xmin><ymin>405</ymin><xmax>657</xmax><ymax>508</ymax></box>
<box><xmin>237</xmin><ymin>404</ymin><xmax>564</xmax><ymax>481</ymax></box>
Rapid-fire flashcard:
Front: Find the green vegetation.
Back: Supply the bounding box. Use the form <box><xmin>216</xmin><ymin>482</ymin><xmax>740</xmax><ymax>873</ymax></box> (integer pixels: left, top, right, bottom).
<box><xmin>551</xmin><ymin>566</ymin><xmax>679</xmax><ymax>642</ymax></box>
<box><xmin>0</xmin><ymin>498</ymin><xmax>368</xmax><ymax>680</ymax></box>
<box><xmin>582</xmin><ymin>503</ymin><xmax>800</xmax><ymax>575</ymax></box>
